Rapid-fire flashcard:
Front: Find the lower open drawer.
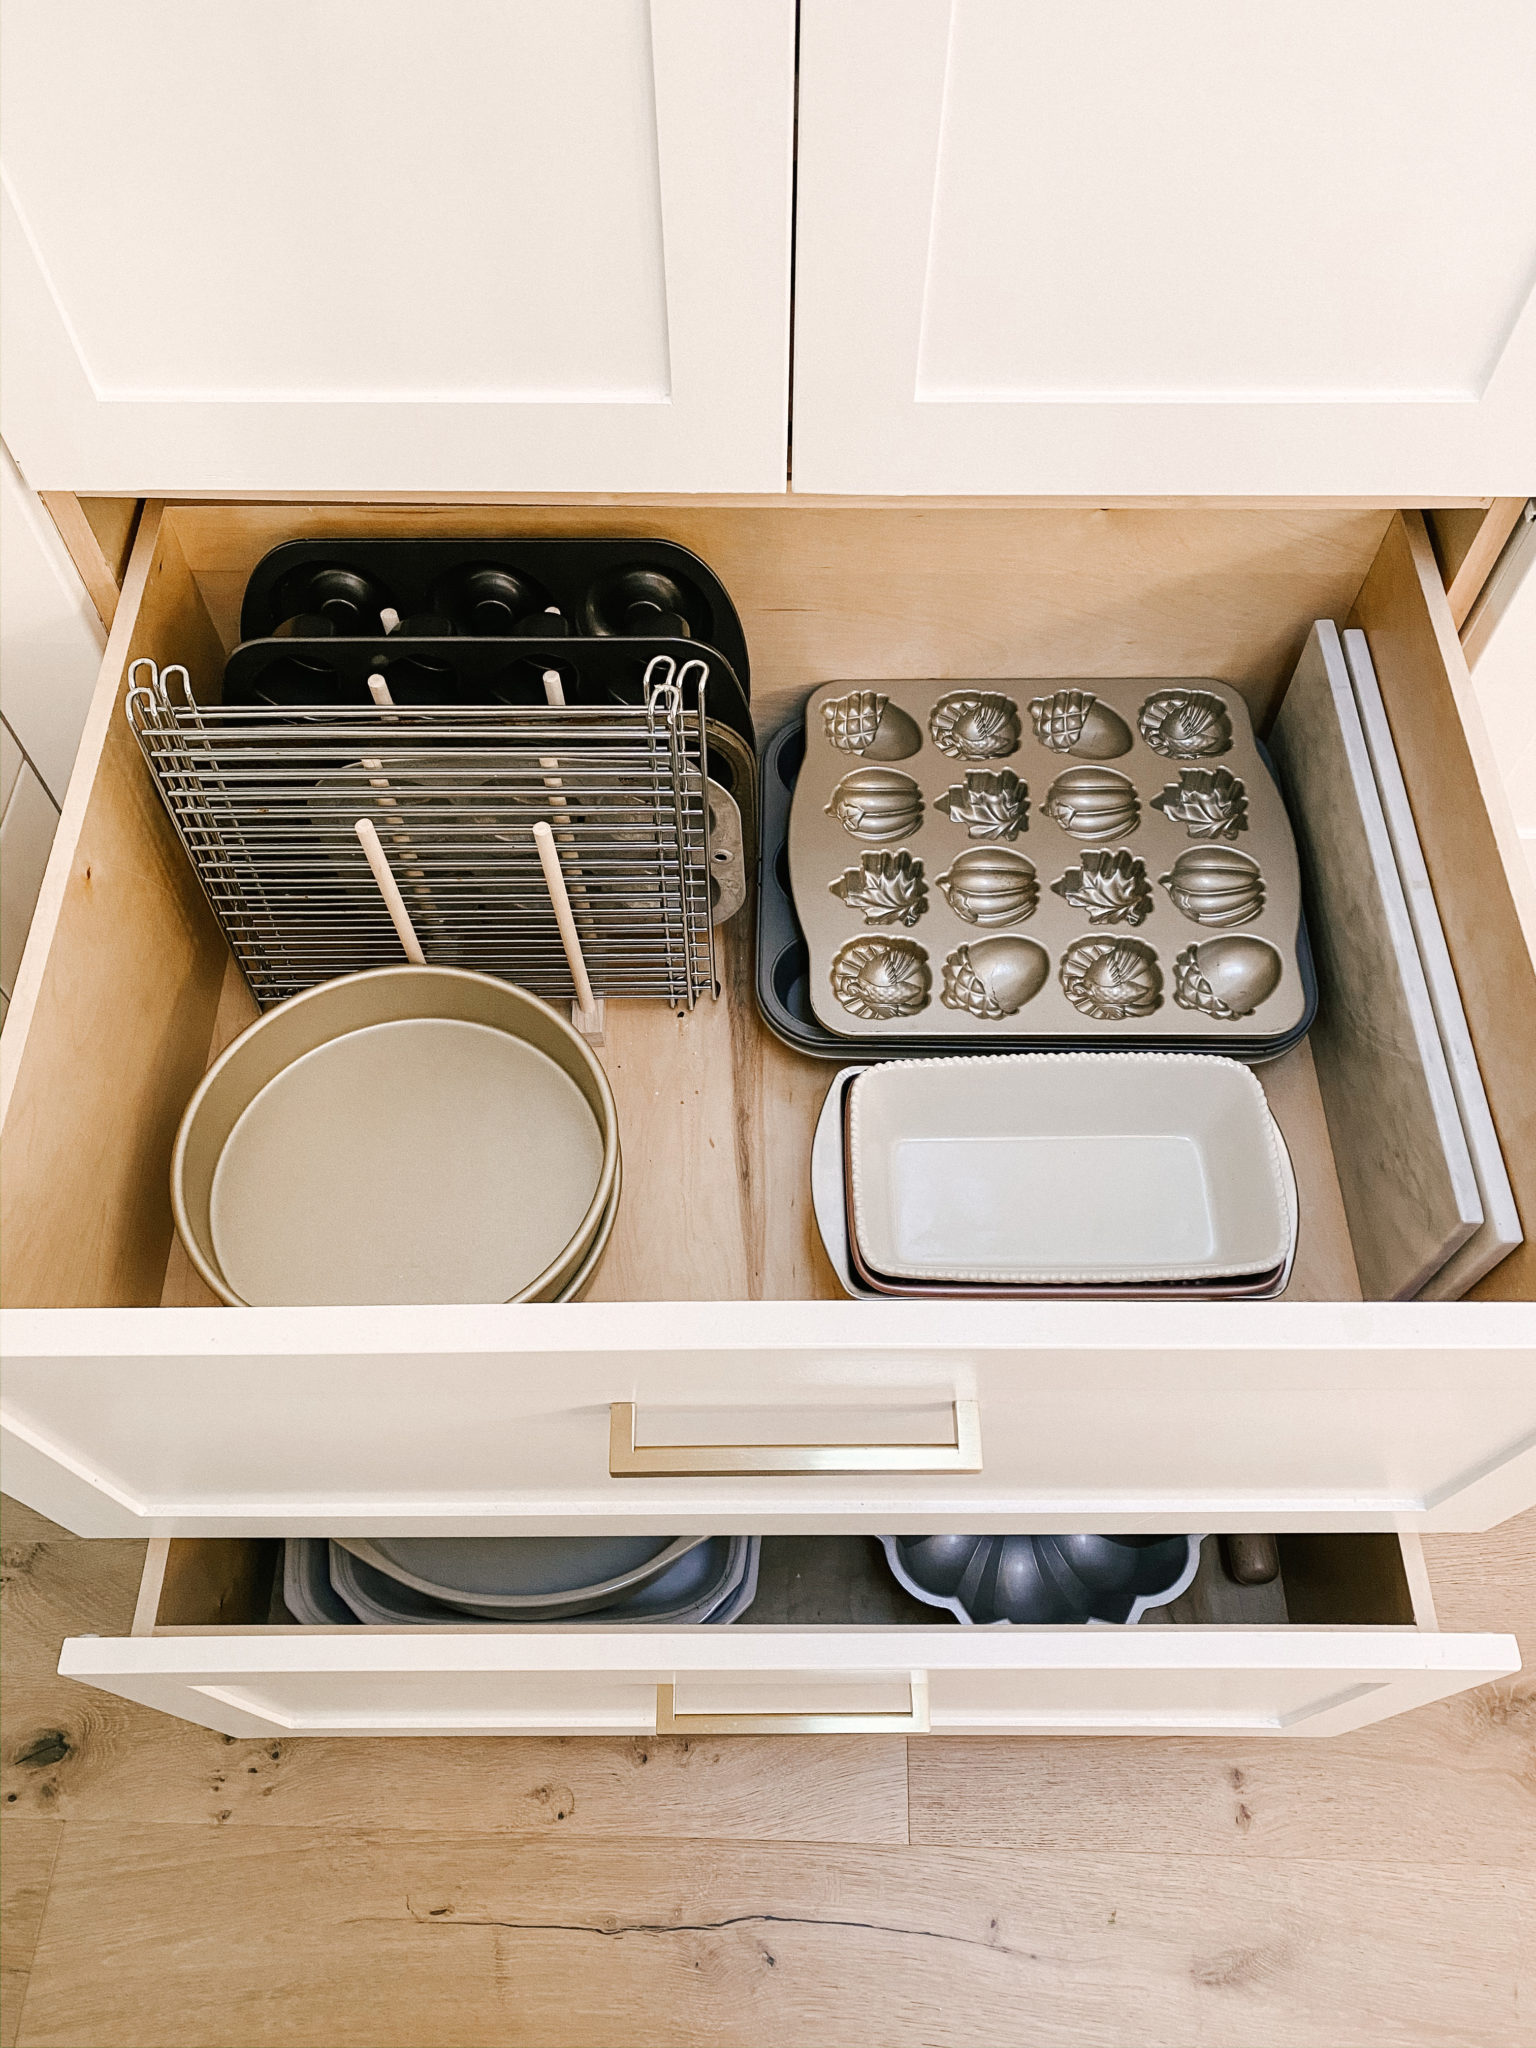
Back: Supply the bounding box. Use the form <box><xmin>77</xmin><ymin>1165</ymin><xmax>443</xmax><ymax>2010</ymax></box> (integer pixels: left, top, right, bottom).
<box><xmin>60</xmin><ymin>1532</ymin><xmax>1518</xmax><ymax>1739</ymax></box>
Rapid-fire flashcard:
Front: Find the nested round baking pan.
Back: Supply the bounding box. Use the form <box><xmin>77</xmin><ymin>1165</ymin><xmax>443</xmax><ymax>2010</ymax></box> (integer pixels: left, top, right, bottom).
<box><xmin>172</xmin><ymin>966</ymin><xmax>619</xmax><ymax>1306</ymax></box>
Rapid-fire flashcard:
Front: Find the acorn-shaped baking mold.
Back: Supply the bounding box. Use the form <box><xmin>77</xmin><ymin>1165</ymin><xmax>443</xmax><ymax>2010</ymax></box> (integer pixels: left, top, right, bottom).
<box><xmin>936</xmin><ymin>846</ymin><xmax>1038</xmax><ymax>926</ymax></box>
<box><xmin>928</xmin><ymin>691</ymin><xmax>1021</xmax><ymax>761</ymax></box>
<box><xmin>826</xmin><ymin>767</ymin><xmax>924</xmax><ymax>842</ymax></box>
<box><xmin>830</xmin><ymin>935</ymin><xmax>932</xmax><ymax>1020</ymax></box>
<box><xmin>820</xmin><ymin>689</ymin><xmax>923</xmax><ymax>762</ymax></box>
<box><xmin>829</xmin><ymin>849</ymin><xmax>928</xmax><ymax>927</ymax></box>
<box><xmin>1059</xmin><ymin>937</ymin><xmax>1164</xmax><ymax>1020</ymax></box>
<box><xmin>1137</xmin><ymin>688</ymin><xmax>1233</xmax><ymax>759</ymax></box>
<box><xmin>1050</xmin><ymin>849</ymin><xmax>1153</xmax><ymax>927</ymax></box>
<box><xmin>1173</xmin><ymin>937</ymin><xmax>1282</xmax><ymax>1019</ymax></box>
<box><xmin>1027</xmin><ymin>688</ymin><xmax>1133</xmax><ymax>760</ymax></box>
<box><xmin>1159</xmin><ymin>846</ymin><xmax>1265</xmax><ymax>927</ymax></box>
<box><xmin>935</xmin><ymin>769</ymin><xmax>1028</xmax><ymax>840</ymax></box>
<box><xmin>1150</xmin><ymin>766</ymin><xmax>1249</xmax><ymax>841</ymax></box>
<box><xmin>941</xmin><ymin>937</ymin><xmax>1050</xmax><ymax>1019</ymax></box>
<box><xmin>1041</xmin><ymin>766</ymin><xmax>1140</xmax><ymax>841</ymax></box>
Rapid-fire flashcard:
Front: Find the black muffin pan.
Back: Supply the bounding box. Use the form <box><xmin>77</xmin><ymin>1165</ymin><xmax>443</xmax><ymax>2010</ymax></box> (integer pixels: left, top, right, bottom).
<box><xmin>239</xmin><ymin>537</ymin><xmax>750</xmax><ymax>690</ymax></box>
<box><xmin>756</xmin><ymin>720</ymin><xmax>1316</xmax><ymax>1063</ymax></box>
<box><xmin>221</xmin><ymin>634</ymin><xmax>754</xmax><ymax>758</ymax></box>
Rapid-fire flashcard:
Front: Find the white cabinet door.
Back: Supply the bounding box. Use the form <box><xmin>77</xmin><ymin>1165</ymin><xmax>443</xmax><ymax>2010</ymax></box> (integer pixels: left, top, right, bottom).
<box><xmin>0</xmin><ymin>1</ymin><xmax>793</xmax><ymax>494</ymax></box>
<box><xmin>61</xmin><ymin>1624</ymin><xmax>1519</xmax><ymax>1740</ymax></box>
<box><xmin>792</xmin><ymin>0</ymin><xmax>1536</xmax><ymax>497</ymax></box>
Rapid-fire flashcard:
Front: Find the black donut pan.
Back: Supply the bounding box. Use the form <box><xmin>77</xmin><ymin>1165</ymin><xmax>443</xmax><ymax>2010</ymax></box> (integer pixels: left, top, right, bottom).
<box><xmin>755</xmin><ymin>720</ymin><xmax>1315</xmax><ymax>1063</ymax></box>
<box><xmin>239</xmin><ymin>537</ymin><xmax>750</xmax><ymax>692</ymax></box>
<box><xmin>220</xmin><ymin>635</ymin><xmax>755</xmax><ymax>758</ymax></box>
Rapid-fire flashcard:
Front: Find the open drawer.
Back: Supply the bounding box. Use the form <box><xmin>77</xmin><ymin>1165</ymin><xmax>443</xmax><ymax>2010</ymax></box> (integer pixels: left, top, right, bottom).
<box><xmin>61</xmin><ymin>1531</ymin><xmax>1518</xmax><ymax>1739</ymax></box>
<box><xmin>2</xmin><ymin>500</ymin><xmax>1533</xmax><ymax>1538</ymax></box>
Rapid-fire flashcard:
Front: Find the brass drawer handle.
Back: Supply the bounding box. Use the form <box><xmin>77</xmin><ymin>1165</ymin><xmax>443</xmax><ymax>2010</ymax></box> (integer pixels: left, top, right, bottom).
<box><xmin>608</xmin><ymin>1399</ymin><xmax>981</xmax><ymax>1476</ymax></box>
<box><xmin>656</xmin><ymin>1676</ymin><xmax>930</xmax><ymax>1736</ymax></box>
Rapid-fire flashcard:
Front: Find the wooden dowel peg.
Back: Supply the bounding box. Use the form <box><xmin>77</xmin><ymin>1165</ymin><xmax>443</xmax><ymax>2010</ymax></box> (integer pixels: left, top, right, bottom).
<box><xmin>534</xmin><ymin>818</ymin><xmax>604</xmax><ymax>1042</ymax></box>
<box><xmin>356</xmin><ymin>816</ymin><xmax>426</xmax><ymax>965</ymax></box>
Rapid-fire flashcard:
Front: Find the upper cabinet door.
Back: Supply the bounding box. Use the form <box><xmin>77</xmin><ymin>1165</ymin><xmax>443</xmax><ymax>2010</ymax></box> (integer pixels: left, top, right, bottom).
<box><xmin>0</xmin><ymin>1</ymin><xmax>794</xmax><ymax>495</ymax></box>
<box><xmin>793</xmin><ymin>0</ymin><xmax>1536</xmax><ymax>497</ymax></box>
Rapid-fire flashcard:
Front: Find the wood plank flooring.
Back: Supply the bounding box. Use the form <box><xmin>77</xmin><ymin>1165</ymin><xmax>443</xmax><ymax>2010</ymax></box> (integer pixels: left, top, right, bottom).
<box><xmin>3</xmin><ymin>1495</ymin><xmax>1532</xmax><ymax>2047</ymax></box>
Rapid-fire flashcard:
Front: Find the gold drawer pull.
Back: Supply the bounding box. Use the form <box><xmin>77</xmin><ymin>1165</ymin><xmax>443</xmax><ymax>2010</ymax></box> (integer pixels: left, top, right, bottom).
<box><xmin>656</xmin><ymin>1676</ymin><xmax>930</xmax><ymax>1736</ymax></box>
<box><xmin>609</xmin><ymin>1399</ymin><xmax>981</xmax><ymax>1476</ymax></box>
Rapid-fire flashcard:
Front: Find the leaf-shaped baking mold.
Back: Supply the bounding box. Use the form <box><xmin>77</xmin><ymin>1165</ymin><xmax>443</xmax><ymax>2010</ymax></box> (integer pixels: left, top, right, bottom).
<box><xmin>1137</xmin><ymin>688</ymin><xmax>1233</xmax><ymax>759</ymax></box>
<box><xmin>928</xmin><ymin>691</ymin><xmax>1021</xmax><ymax>760</ymax></box>
<box><xmin>1158</xmin><ymin>846</ymin><xmax>1265</xmax><ymax>927</ymax></box>
<box><xmin>935</xmin><ymin>768</ymin><xmax>1028</xmax><ymax>840</ymax></box>
<box><xmin>1027</xmin><ymin>688</ymin><xmax>1133</xmax><ymax>759</ymax></box>
<box><xmin>941</xmin><ymin>937</ymin><xmax>1049</xmax><ymax>1018</ymax></box>
<box><xmin>829</xmin><ymin>849</ymin><xmax>928</xmax><ymax>927</ymax></box>
<box><xmin>1172</xmin><ymin>936</ymin><xmax>1282</xmax><ymax>1018</ymax></box>
<box><xmin>1059</xmin><ymin>937</ymin><xmax>1163</xmax><ymax>1020</ymax></box>
<box><xmin>1041</xmin><ymin>766</ymin><xmax>1140</xmax><ymax>841</ymax></box>
<box><xmin>1150</xmin><ymin>766</ymin><xmax>1249</xmax><ymax>840</ymax></box>
<box><xmin>819</xmin><ymin>689</ymin><xmax>923</xmax><ymax>761</ymax></box>
<box><xmin>830</xmin><ymin>935</ymin><xmax>932</xmax><ymax>1019</ymax></box>
<box><xmin>825</xmin><ymin>767</ymin><xmax>924</xmax><ymax>842</ymax></box>
<box><xmin>1050</xmin><ymin>849</ymin><xmax>1153</xmax><ymax>926</ymax></box>
<box><xmin>935</xmin><ymin>846</ymin><xmax>1038</xmax><ymax>926</ymax></box>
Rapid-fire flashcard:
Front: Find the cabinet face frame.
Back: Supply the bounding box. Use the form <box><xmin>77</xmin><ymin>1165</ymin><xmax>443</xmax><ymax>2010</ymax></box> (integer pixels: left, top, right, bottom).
<box><xmin>1</xmin><ymin>498</ymin><xmax>1533</xmax><ymax>1543</ymax></box>
<box><xmin>0</xmin><ymin>3</ymin><xmax>795</xmax><ymax>494</ymax></box>
<box><xmin>791</xmin><ymin>0</ymin><xmax>1536</xmax><ymax>497</ymax></box>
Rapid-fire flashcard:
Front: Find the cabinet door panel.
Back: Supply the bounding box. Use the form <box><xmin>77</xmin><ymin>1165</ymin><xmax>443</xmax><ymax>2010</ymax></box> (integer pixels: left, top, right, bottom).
<box><xmin>793</xmin><ymin>0</ymin><xmax>1536</xmax><ymax>495</ymax></box>
<box><xmin>0</xmin><ymin>1</ymin><xmax>793</xmax><ymax>492</ymax></box>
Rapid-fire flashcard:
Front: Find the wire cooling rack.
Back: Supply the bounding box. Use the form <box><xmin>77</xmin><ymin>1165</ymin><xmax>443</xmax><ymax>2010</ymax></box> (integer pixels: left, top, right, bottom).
<box><xmin>127</xmin><ymin>659</ymin><xmax>717</xmax><ymax>1008</ymax></box>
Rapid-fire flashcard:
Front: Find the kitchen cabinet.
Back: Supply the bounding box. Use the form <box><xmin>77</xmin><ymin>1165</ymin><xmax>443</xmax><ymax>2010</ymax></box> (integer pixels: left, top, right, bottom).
<box><xmin>0</xmin><ymin>1</ymin><xmax>794</xmax><ymax>495</ymax></box>
<box><xmin>3</xmin><ymin>497</ymin><xmax>1533</xmax><ymax>1546</ymax></box>
<box><xmin>1</xmin><ymin>492</ymin><xmax>1529</xmax><ymax>1740</ymax></box>
<box><xmin>791</xmin><ymin>0</ymin><xmax>1536</xmax><ymax>497</ymax></box>
<box><xmin>54</xmin><ymin>1531</ymin><xmax>1520</xmax><ymax>1740</ymax></box>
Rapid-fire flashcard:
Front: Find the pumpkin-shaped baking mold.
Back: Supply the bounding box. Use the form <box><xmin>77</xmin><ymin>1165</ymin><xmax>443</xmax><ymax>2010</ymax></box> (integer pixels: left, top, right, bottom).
<box><xmin>830</xmin><ymin>935</ymin><xmax>932</xmax><ymax>1020</ymax></box>
<box><xmin>1050</xmin><ymin>848</ymin><xmax>1153</xmax><ymax>926</ymax></box>
<box><xmin>1027</xmin><ymin>688</ymin><xmax>1133</xmax><ymax>760</ymax></box>
<box><xmin>1150</xmin><ymin>765</ymin><xmax>1249</xmax><ymax>841</ymax></box>
<box><xmin>1041</xmin><ymin>766</ymin><xmax>1140</xmax><ymax>841</ymax></box>
<box><xmin>1059</xmin><ymin>937</ymin><xmax>1164</xmax><ymax>1020</ymax></box>
<box><xmin>1159</xmin><ymin>846</ymin><xmax>1265</xmax><ymax>927</ymax></box>
<box><xmin>820</xmin><ymin>689</ymin><xmax>923</xmax><ymax>762</ymax></box>
<box><xmin>941</xmin><ymin>936</ymin><xmax>1050</xmax><ymax>1019</ymax></box>
<box><xmin>935</xmin><ymin>768</ymin><xmax>1028</xmax><ymax>840</ymax></box>
<box><xmin>928</xmin><ymin>691</ymin><xmax>1021</xmax><ymax>760</ymax></box>
<box><xmin>1173</xmin><ymin>936</ymin><xmax>1282</xmax><ymax>1019</ymax></box>
<box><xmin>1137</xmin><ymin>688</ymin><xmax>1233</xmax><ymax>759</ymax></box>
<box><xmin>936</xmin><ymin>846</ymin><xmax>1038</xmax><ymax>926</ymax></box>
<box><xmin>829</xmin><ymin>849</ymin><xmax>928</xmax><ymax>927</ymax></box>
<box><xmin>825</xmin><ymin>767</ymin><xmax>924</xmax><ymax>842</ymax></box>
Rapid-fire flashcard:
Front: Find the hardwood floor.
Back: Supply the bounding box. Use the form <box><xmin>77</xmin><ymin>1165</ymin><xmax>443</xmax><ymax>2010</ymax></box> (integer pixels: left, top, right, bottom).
<box><xmin>2</xmin><ymin>1496</ymin><xmax>1532</xmax><ymax>2047</ymax></box>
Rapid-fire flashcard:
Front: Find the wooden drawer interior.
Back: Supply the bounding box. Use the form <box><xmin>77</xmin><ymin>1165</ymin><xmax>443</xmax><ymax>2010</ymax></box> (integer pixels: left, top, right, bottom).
<box><xmin>3</xmin><ymin>499</ymin><xmax>1532</xmax><ymax>1310</ymax></box>
<box><xmin>138</xmin><ymin>1530</ymin><xmax>1425</xmax><ymax>1636</ymax></box>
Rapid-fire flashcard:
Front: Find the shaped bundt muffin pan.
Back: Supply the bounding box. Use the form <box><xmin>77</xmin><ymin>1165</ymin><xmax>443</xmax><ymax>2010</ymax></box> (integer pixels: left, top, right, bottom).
<box><xmin>787</xmin><ymin>677</ymin><xmax>1307</xmax><ymax>1045</ymax></box>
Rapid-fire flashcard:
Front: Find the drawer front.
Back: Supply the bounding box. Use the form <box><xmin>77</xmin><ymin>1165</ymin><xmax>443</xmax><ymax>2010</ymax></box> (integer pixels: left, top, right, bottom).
<box><xmin>5</xmin><ymin>1301</ymin><xmax>1536</xmax><ymax>1536</ymax></box>
<box><xmin>60</xmin><ymin>1623</ymin><xmax>1519</xmax><ymax>1740</ymax></box>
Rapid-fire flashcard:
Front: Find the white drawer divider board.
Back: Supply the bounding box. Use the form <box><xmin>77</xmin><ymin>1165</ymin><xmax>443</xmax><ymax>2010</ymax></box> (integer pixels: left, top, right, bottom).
<box><xmin>1341</xmin><ymin>629</ymin><xmax>1522</xmax><ymax>1299</ymax></box>
<box><xmin>1269</xmin><ymin>623</ymin><xmax>1481</xmax><ymax>1298</ymax></box>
